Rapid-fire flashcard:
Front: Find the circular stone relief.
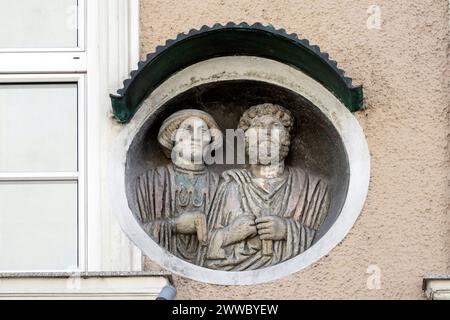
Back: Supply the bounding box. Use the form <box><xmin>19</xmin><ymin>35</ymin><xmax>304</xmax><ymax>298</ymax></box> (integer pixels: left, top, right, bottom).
<box><xmin>109</xmin><ymin>56</ymin><xmax>370</xmax><ymax>285</ymax></box>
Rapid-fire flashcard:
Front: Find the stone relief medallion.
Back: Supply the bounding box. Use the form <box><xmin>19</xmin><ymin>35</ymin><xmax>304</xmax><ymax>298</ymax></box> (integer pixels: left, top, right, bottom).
<box><xmin>109</xmin><ymin>24</ymin><xmax>370</xmax><ymax>284</ymax></box>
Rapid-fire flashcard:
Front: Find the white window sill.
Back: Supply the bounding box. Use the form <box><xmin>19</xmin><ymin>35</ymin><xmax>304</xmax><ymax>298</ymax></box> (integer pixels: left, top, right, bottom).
<box><xmin>423</xmin><ymin>274</ymin><xmax>450</xmax><ymax>300</ymax></box>
<box><xmin>0</xmin><ymin>272</ymin><xmax>170</xmax><ymax>300</ymax></box>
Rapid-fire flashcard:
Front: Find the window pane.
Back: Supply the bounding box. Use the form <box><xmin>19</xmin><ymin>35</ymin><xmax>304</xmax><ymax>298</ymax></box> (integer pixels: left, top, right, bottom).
<box><xmin>0</xmin><ymin>83</ymin><xmax>78</xmax><ymax>173</ymax></box>
<box><xmin>0</xmin><ymin>181</ymin><xmax>78</xmax><ymax>271</ymax></box>
<box><xmin>0</xmin><ymin>0</ymin><xmax>78</xmax><ymax>49</ymax></box>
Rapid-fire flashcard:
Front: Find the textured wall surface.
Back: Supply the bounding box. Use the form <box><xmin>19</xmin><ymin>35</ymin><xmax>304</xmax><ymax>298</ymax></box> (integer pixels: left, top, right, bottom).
<box><xmin>139</xmin><ymin>0</ymin><xmax>450</xmax><ymax>299</ymax></box>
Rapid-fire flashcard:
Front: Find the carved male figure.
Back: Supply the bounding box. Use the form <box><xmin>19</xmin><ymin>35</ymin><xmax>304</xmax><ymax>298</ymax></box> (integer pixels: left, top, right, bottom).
<box><xmin>205</xmin><ymin>103</ymin><xmax>330</xmax><ymax>270</ymax></box>
<box><xmin>135</xmin><ymin>109</ymin><xmax>223</xmax><ymax>264</ymax></box>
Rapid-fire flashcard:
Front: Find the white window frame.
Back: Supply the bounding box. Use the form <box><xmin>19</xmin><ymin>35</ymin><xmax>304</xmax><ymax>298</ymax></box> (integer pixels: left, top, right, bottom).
<box><xmin>0</xmin><ymin>0</ymin><xmax>86</xmax><ymax>53</ymax></box>
<box><xmin>0</xmin><ymin>0</ymin><xmax>87</xmax><ymax>74</ymax></box>
<box><xmin>0</xmin><ymin>0</ymin><xmax>142</xmax><ymax>274</ymax></box>
<box><xmin>0</xmin><ymin>73</ymin><xmax>86</xmax><ymax>273</ymax></box>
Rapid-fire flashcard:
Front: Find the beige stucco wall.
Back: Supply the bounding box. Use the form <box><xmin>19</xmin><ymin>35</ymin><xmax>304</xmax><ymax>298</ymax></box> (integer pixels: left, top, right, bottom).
<box><xmin>139</xmin><ymin>0</ymin><xmax>450</xmax><ymax>299</ymax></box>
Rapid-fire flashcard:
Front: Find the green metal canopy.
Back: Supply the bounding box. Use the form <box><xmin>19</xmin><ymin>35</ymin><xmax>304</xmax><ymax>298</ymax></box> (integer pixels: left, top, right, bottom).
<box><xmin>111</xmin><ymin>22</ymin><xmax>363</xmax><ymax>123</ymax></box>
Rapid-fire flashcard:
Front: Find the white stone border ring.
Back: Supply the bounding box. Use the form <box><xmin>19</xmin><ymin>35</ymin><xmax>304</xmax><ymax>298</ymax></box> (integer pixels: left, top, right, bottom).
<box><xmin>109</xmin><ymin>56</ymin><xmax>370</xmax><ymax>285</ymax></box>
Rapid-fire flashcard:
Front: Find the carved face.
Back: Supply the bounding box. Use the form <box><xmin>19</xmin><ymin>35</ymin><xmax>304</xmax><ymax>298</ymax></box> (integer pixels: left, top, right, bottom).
<box><xmin>245</xmin><ymin>114</ymin><xmax>291</xmax><ymax>164</ymax></box>
<box><xmin>172</xmin><ymin>116</ymin><xmax>212</xmax><ymax>165</ymax></box>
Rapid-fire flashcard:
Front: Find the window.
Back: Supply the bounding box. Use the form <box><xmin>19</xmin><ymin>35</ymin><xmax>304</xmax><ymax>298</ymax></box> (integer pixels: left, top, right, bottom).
<box><xmin>0</xmin><ymin>0</ymin><xmax>142</xmax><ymax>274</ymax></box>
<box><xmin>0</xmin><ymin>0</ymin><xmax>86</xmax><ymax>74</ymax></box>
<box><xmin>0</xmin><ymin>75</ymin><xmax>85</xmax><ymax>272</ymax></box>
<box><xmin>0</xmin><ymin>0</ymin><xmax>86</xmax><ymax>273</ymax></box>
<box><xmin>0</xmin><ymin>83</ymin><xmax>78</xmax><ymax>172</ymax></box>
<box><xmin>0</xmin><ymin>0</ymin><xmax>83</xmax><ymax>50</ymax></box>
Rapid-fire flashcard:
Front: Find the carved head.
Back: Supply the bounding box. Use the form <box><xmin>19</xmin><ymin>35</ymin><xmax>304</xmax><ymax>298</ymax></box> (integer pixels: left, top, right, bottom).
<box><xmin>238</xmin><ymin>103</ymin><xmax>294</xmax><ymax>163</ymax></box>
<box><xmin>157</xmin><ymin>109</ymin><xmax>223</xmax><ymax>166</ymax></box>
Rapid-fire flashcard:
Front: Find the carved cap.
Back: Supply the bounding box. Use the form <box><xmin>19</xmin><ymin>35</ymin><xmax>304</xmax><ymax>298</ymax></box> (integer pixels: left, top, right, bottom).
<box><xmin>157</xmin><ymin>109</ymin><xmax>223</xmax><ymax>156</ymax></box>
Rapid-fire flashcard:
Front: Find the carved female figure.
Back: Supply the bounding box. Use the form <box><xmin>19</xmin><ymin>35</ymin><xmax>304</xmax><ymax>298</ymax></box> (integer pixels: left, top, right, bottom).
<box><xmin>135</xmin><ymin>109</ymin><xmax>223</xmax><ymax>264</ymax></box>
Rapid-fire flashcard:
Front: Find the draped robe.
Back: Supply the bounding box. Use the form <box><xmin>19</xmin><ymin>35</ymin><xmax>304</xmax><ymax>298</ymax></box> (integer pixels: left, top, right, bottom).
<box><xmin>135</xmin><ymin>164</ymin><xmax>220</xmax><ymax>264</ymax></box>
<box><xmin>204</xmin><ymin>166</ymin><xmax>329</xmax><ymax>270</ymax></box>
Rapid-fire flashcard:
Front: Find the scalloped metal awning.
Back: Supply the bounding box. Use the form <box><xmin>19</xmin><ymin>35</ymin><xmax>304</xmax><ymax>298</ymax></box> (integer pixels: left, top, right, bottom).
<box><xmin>111</xmin><ymin>22</ymin><xmax>363</xmax><ymax>123</ymax></box>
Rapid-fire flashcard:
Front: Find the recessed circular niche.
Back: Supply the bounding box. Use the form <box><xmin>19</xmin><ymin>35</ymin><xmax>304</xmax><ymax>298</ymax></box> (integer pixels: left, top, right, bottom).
<box><xmin>126</xmin><ymin>80</ymin><xmax>349</xmax><ymax>243</ymax></box>
<box><xmin>109</xmin><ymin>56</ymin><xmax>370</xmax><ymax>285</ymax></box>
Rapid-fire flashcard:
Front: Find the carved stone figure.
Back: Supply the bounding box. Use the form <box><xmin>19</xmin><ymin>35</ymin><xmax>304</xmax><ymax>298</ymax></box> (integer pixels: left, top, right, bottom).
<box><xmin>204</xmin><ymin>103</ymin><xmax>330</xmax><ymax>271</ymax></box>
<box><xmin>135</xmin><ymin>109</ymin><xmax>223</xmax><ymax>265</ymax></box>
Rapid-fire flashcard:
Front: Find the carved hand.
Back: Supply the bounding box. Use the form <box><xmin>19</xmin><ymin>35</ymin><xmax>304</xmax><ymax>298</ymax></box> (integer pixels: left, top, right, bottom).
<box><xmin>223</xmin><ymin>215</ymin><xmax>258</xmax><ymax>246</ymax></box>
<box><xmin>175</xmin><ymin>212</ymin><xmax>206</xmax><ymax>237</ymax></box>
<box><xmin>255</xmin><ymin>216</ymin><xmax>288</xmax><ymax>241</ymax></box>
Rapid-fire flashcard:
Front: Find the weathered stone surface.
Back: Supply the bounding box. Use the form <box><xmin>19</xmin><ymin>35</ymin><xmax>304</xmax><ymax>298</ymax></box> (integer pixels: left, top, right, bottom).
<box><xmin>133</xmin><ymin>104</ymin><xmax>331</xmax><ymax>270</ymax></box>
